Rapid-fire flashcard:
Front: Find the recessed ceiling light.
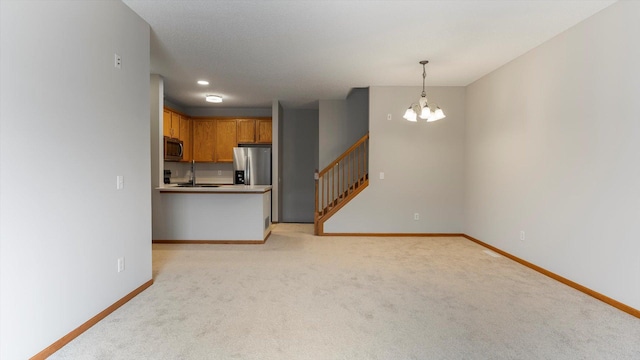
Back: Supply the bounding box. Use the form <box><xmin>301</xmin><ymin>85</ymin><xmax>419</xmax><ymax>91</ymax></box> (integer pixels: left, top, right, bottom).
<box><xmin>205</xmin><ymin>94</ymin><xmax>222</xmax><ymax>103</ymax></box>
<box><xmin>197</xmin><ymin>80</ymin><xmax>209</xmax><ymax>85</ymax></box>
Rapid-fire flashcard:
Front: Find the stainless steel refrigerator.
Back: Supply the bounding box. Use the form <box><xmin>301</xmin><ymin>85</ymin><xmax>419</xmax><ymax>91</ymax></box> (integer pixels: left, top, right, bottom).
<box><xmin>233</xmin><ymin>147</ymin><xmax>272</xmax><ymax>185</ymax></box>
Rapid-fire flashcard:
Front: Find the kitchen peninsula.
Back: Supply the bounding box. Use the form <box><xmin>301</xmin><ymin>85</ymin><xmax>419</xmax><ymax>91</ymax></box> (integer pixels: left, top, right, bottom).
<box><xmin>154</xmin><ymin>184</ymin><xmax>272</xmax><ymax>243</ymax></box>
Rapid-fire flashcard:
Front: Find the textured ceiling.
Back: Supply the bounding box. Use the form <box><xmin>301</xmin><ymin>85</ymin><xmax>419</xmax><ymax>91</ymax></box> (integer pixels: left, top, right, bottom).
<box><xmin>123</xmin><ymin>0</ymin><xmax>615</xmax><ymax>109</ymax></box>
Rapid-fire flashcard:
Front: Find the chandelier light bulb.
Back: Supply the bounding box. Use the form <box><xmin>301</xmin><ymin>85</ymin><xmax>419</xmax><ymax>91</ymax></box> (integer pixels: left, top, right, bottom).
<box><xmin>403</xmin><ymin>107</ymin><xmax>417</xmax><ymax>122</ymax></box>
<box><xmin>427</xmin><ymin>107</ymin><xmax>446</xmax><ymax>122</ymax></box>
<box><xmin>419</xmin><ymin>106</ymin><xmax>431</xmax><ymax>120</ymax></box>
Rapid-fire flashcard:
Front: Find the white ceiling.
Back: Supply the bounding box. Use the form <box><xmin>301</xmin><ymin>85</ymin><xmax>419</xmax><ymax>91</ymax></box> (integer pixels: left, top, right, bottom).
<box><xmin>122</xmin><ymin>0</ymin><xmax>615</xmax><ymax>109</ymax></box>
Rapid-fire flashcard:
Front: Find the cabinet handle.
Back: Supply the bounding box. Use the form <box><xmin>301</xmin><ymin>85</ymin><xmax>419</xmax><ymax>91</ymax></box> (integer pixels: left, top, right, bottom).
<box><xmin>179</xmin><ymin>143</ymin><xmax>184</xmax><ymax>157</ymax></box>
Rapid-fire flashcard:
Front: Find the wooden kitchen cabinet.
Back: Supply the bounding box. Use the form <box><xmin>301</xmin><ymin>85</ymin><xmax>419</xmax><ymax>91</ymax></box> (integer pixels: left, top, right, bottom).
<box><xmin>163</xmin><ymin>109</ymin><xmax>172</xmax><ymax>138</ymax></box>
<box><xmin>192</xmin><ymin>120</ymin><xmax>216</xmax><ymax>162</ymax></box>
<box><xmin>179</xmin><ymin>115</ymin><xmax>192</xmax><ymax>162</ymax></box>
<box><xmin>163</xmin><ymin>109</ymin><xmax>181</xmax><ymax>139</ymax></box>
<box><xmin>236</xmin><ymin>119</ymin><xmax>256</xmax><ymax>143</ymax></box>
<box><xmin>256</xmin><ymin>119</ymin><xmax>272</xmax><ymax>143</ymax></box>
<box><xmin>215</xmin><ymin>119</ymin><xmax>237</xmax><ymax>162</ymax></box>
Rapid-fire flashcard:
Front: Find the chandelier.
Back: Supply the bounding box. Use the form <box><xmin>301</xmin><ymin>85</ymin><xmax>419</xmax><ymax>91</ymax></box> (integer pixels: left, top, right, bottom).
<box><xmin>403</xmin><ymin>60</ymin><xmax>446</xmax><ymax>122</ymax></box>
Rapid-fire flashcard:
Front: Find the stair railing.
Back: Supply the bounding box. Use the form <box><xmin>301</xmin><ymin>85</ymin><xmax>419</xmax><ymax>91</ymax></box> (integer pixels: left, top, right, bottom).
<box><xmin>314</xmin><ymin>133</ymin><xmax>369</xmax><ymax>234</ymax></box>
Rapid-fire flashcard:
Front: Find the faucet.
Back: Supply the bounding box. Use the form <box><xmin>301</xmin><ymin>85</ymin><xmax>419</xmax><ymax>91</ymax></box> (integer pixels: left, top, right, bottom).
<box><xmin>190</xmin><ymin>159</ymin><xmax>196</xmax><ymax>185</ymax></box>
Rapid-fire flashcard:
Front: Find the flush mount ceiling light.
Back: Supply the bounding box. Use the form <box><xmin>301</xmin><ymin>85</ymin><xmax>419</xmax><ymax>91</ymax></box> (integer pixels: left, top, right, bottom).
<box><xmin>403</xmin><ymin>60</ymin><xmax>446</xmax><ymax>123</ymax></box>
<box><xmin>205</xmin><ymin>94</ymin><xmax>222</xmax><ymax>103</ymax></box>
<box><xmin>197</xmin><ymin>80</ymin><xmax>209</xmax><ymax>85</ymax></box>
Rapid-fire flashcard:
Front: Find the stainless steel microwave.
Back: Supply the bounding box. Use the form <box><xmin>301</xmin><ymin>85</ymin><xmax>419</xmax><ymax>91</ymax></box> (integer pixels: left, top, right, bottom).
<box><xmin>164</xmin><ymin>136</ymin><xmax>183</xmax><ymax>162</ymax></box>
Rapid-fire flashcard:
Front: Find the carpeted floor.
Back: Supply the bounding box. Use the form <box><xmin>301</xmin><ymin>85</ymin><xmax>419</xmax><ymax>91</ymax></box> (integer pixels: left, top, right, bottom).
<box><xmin>50</xmin><ymin>223</ymin><xmax>640</xmax><ymax>359</ymax></box>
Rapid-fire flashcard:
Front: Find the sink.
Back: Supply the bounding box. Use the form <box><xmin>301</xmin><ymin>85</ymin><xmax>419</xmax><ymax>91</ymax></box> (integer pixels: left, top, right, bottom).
<box><xmin>175</xmin><ymin>183</ymin><xmax>220</xmax><ymax>188</ymax></box>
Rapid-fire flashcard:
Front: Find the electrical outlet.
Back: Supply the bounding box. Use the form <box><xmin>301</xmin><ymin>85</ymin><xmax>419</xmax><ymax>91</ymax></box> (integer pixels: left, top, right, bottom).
<box><xmin>217</xmin><ymin>170</ymin><xmax>222</xmax><ymax>175</ymax></box>
<box><xmin>116</xmin><ymin>175</ymin><xmax>124</xmax><ymax>190</ymax></box>
<box><xmin>379</xmin><ymin>172</ymin><xmax>385</xmax><ymax>180</ymax></box>
<box><xmin>520</xmin><ymin>231</ymin><xmax>525</xmax><ymax>241</ymax></box>
<box><xmin>114</xmin><ymin>53</ymin><xmax>121</xmax><ymax>69</ymax></box>
<box><xmin>117</xmin><ymin>257</ymin><xmax>125</xmax><ymax>273</ymax></box>
<box><xmin>414</xmin><ymin>213</ymin><xmax>419</xmax><ymax>220</ymax></box>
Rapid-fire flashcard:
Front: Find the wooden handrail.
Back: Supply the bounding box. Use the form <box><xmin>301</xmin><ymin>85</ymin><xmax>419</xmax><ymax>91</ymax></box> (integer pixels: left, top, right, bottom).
<box><xmin>318</xmin><ymin>133</ymin><xmax>369</xmax><ymax>178</ymax></box>
<box><xmin>314</xmin><ymin>133</ymin><xmax>369</xmax><ymax>235</ymax></box>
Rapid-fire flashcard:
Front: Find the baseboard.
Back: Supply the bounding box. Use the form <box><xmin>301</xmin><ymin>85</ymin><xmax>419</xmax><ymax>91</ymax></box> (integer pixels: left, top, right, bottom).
<box><xmin>320</xmin><ymin>232</ymin><xmax>465</xmax><ymax>237</ymax></box>
<box><xmin>153</xmin><ymin>231</ymin><xmax>271</xmax><ymax>245</ymax></box>
<box><xmin>31</xmin><ymin>279</ymin><xmax>154</xmax><ymax>360</ymax></box>
<box><xmin>462</xmin><ymin>234</ymin><xmax>640</xmax><ymax>319</ymax></box>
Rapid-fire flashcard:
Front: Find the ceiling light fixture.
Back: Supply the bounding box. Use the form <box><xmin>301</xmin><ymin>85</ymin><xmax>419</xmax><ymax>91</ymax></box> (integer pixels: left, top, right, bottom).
<box><xmin>205</xmin><ymin>94</ymin><xmax>222</xmax><ymax>103</ymax></box>
<box><xmin>403</xmin><ymin>60</ymin><xmax>446</xmax><ymax>123</ymax></box>
<box><xmin>197</xmin><ymin>80</ymin><xmax>209</xmax><ymax>85</ymax></box>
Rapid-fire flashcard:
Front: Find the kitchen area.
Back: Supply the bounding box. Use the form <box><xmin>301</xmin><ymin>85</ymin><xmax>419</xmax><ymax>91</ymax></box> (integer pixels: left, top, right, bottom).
<box><xmin>153</xmin><ymin>105</ymin><xmax>274</xmax><ymax>243</ymax></box>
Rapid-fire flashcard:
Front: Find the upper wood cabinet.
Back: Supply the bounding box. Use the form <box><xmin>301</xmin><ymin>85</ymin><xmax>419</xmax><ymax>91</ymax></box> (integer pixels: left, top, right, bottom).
<box><xmin>179</xmin><ymin>115</ymin><xmax>191</xmax><ymax>162</ymax></box>
<box><xmin>186</xmin><ymin>117</ymin><xmax>272</xmax><ymax>163</ymax></box>
<box><xmin>163</xmin><ymin>109</ymin><xmax>181</xmax><ymax>139</ymax></box>
<box><xmin>215</xmin><ymin>119</ymin><xmax>237</xmax><ymax>163</ymax></box>
<box><xmin>237</xmin><ymin>119</ymin><xmax>256</xmax><ymax>143</ymax></box>
<box><xmin>236</xmin><ymin>118</ymin><xmax>272</xmax><ymax>144</ymax></box>
<box><xmin>256</xmin><ymin>119</ymin><xmax>272</xmax><ymax>143</ymax></box>
<box><xmin>192</xmin><ymin>120</ymin><xmax>216</xmax><ymax>162</ymax></box>
<box><xmin>163</xmin><ymin>110</ymin><xmax>172</xmax><ymax>138</ymax></box>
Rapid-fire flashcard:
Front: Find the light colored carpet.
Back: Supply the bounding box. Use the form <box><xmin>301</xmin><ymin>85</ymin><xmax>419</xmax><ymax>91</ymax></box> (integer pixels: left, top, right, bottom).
<box><xmin>50</xmin><ymin>224</ymin><xmax>640</xmax><ymax>359</ymax></box>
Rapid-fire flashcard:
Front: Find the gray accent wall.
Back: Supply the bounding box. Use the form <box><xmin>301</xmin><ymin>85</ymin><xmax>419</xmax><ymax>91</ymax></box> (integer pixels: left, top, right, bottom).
<box><xmin>464</xmin><ymin>1</ymin><xmax>640</xmax><ymax>311</ymax></box>
<box><xmin>0</xmin><ymin>1</ymin><xmax>151</xmax><ymax>358</ymax></box>
<box><xmin>324</xmin><ymin>86</ymin><xmax>466</xmax><ymax>233</ymax></box>
<box><xmin>272</xmin><ymin>100</ymin><xmax>284</xmax><ymax>222</ymax></box>
<box><xmin>319</xmin><ymin>100</ymin><xmax>348</xmax><ymax>170</ymax></box>
<box><xmin>281</xmin><ymin>109</ymin><xmax>319</xmax><ymax>222</ymax></box>
<box><xmin>346</xmin><ymin>88</ymin><xmax>370</xmax><ymax>145</ymax></box>
<box><xmin>318</xmin><ymin>88</ymin><xmax>369</xmax><ymax>170</ymax></box>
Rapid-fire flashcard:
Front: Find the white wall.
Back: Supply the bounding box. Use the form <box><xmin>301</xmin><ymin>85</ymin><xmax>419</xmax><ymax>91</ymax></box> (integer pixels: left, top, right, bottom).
<box><xmin>465</xmin><ymin>1</ymin><xmax>640</xmax><ymax>310</ymax></box>
<box><xmin>324</xmin><ymin>86</ymin><xmax>466</xmax><ymax>233</ymax></box>
<box><xmin>0</xmin><ymin>2</ymin><xmax>151</xmax><ymax>358</ymax></box>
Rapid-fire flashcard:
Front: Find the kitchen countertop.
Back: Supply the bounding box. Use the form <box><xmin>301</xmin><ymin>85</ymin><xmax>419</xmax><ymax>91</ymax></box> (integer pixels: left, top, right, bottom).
<box><xmin>157</xmin><ymin>184</ymin><xmax>272</xmax><ymax>193</ymax></box>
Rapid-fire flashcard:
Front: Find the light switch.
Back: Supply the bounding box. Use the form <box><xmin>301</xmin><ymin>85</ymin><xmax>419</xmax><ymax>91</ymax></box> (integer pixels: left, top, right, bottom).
<box><xmin>116</xmin><ymin>175</ymin><xmax>124</xmax><ymax>190</ymax></box>
<box><xmin>379</xmin><ymin>172</ymin><xmax>385</xmax><ymax>180</ymax></box>
<box><xmin>387</xmin><ymin>114</ymin><xmax>392</xmax><ymax>121</ymax></box>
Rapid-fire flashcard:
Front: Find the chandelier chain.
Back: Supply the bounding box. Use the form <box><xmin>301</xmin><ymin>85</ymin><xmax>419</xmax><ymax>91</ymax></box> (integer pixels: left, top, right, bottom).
<box><xmin>421</xmin><ymin>61</ymin><xmax>428</xmax><ymax>98</ymax></box>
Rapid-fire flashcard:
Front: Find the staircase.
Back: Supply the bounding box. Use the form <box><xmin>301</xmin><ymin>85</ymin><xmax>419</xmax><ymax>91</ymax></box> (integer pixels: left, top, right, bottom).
<box><xmin>314</xmin><ymin>133</ymin><xmax>369</xmax><ymax>235</ymax></box>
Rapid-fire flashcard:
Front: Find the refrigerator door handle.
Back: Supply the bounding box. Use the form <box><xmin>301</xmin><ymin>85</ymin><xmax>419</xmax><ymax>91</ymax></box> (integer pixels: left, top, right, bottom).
<box><xmin>245</xmin><ymin>154</ymin><xmax>251</xmax><ymax>185</ymax></box>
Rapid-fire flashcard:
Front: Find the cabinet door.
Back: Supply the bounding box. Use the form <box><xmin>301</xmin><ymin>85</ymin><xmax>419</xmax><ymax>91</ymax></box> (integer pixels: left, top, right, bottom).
<box><xmin>179</xmin><ymin>115</ymin><xmax>191</xmax><ymax>162</ymax></box>
<box><xmin>215</xmin><ymin>119</ymin><xmax>237</xmax><ymax>162</ymax></box>
<box><xmin>163</xmin><ymin>109</ymin><xmax>172</xmax><ymax>138</ymax></box>
<box><xmin>170</xmin><ymin>112</ymin><xmax>180</xmax><ymax>139</ymax></box>
<box><xmin>236</xmin><ymin>119</ymin><xmax>256</xmax><ymax>143</ymax></box>
<box><xmin>192</xmin><ymin>120</ymin><xmax>216</xmax><ymax>162</ymax></box>
<box><xmin>256</xmin><ymin>119</ymin><xmax>272</xmax><ymax>143</ymax></box>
